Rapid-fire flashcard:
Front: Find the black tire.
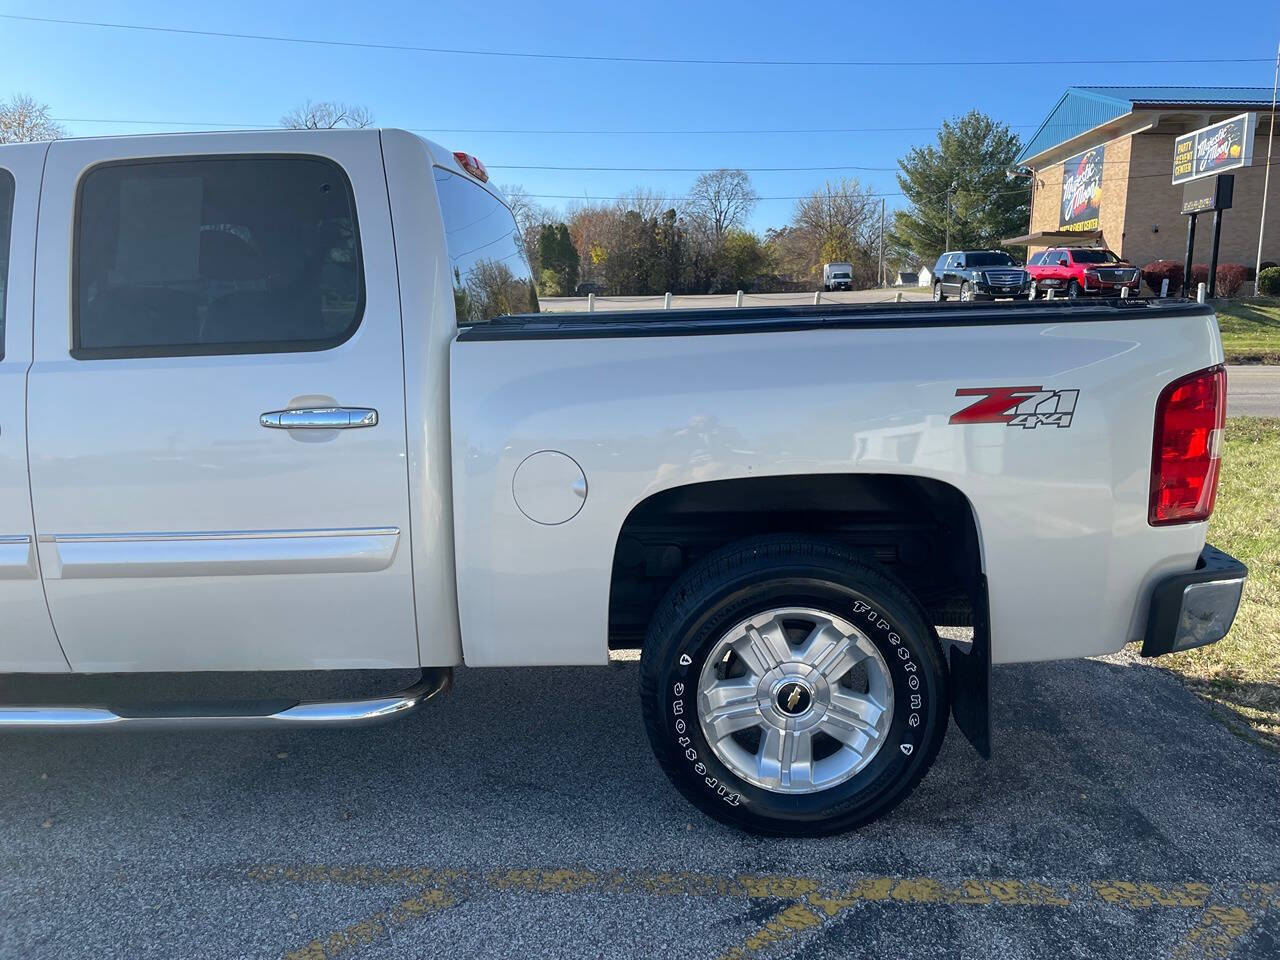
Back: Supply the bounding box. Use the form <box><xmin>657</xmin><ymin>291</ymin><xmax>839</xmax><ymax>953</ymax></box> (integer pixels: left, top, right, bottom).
<box><xmin>1067</xmin><ymin>280</ymin><xmax>1081</xmax><ymax>300</ymax></box>
<box><xmin>639</xmin><ymin>536</ymin><xmax>948</xmax><ymax>836</ymax></box>
<box><xmin>932</xmin><ymin>282</ymin><xmax>947</xmax><ymax>302</ymax></box>
<box><xmin>960</xmin><ymin>281</ymin><xmax>974</xmax><ymax>302</ymax></box>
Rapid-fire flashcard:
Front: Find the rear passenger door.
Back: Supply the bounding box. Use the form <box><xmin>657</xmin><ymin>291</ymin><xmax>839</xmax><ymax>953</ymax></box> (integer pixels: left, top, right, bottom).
<box><xmin>0</xmin><ymin>144</ymin><xmax>68</xmax><ymax>672</ymax></box>
<box><xmin>27</xmin><ymin>133</ymin><xmax>418</xmax><ymax>672</ymax></box>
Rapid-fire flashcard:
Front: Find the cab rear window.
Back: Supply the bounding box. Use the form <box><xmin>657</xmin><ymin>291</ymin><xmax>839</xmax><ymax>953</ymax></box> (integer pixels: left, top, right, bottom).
<box><xmin>435</xmin><ymin>169</ymin><xmax>538</xmax><ymax>325</ymax></box>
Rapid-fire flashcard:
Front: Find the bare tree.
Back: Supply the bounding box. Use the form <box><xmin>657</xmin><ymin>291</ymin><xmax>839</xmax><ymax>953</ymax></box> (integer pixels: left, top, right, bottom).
<box><xmin>785</xmin><ymin>179</ymin><xmax>881</xmax><ymax>286</ymax></box>
<box><xmin>0</xmin><ymin>93</ymin><xmax>66</xmax><ymax>144</ymax></box>
<box><xmin>280</xmin><ymin>100</ymin><xmax>374</xmax><ymax>130</ymax></box>
<box><xmin>499</xmin><ymin>183</ymin><xmax>555</xmax><ymax>269</ymax></box>
<box><xmin>686</xmin><ymin>169</ymin><xmax>757</xmax><ymax>242</ymax></box>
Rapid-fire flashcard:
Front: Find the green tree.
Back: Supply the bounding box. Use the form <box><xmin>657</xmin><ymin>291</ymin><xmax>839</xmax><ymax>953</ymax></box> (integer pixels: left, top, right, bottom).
<box><xmin>538</xmin><ymin>222</ymin><xmax>580</xmax><ymax>295</ymax></box>
<box><xmin>893</xmin><ymin>111</ymin><xmax>1029</xmax><ymax>262</ymax></box>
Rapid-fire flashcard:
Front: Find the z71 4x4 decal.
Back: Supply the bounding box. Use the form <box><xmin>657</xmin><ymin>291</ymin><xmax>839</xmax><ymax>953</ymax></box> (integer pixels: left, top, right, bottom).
<box><xmin>950</xmin><ymin>386</ymin><xmax>1079</xmax><ymax>429</ymax></box>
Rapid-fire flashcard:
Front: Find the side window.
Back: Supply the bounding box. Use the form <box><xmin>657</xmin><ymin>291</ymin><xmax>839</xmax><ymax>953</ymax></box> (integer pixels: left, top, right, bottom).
<box><xmin>435</xmin><ymin>168</ymin><xmax>537</xmax><ymax>325</ymax></box>
<box><xmin>74</xmin><ymin>155</ymin><xmax>362</xmax><ymax>359</ymax></box>
<box><xmin>1028</xmin><ymin>252</ymin><xmax>1043</xmax><ymax>266</ymax></box>
<box><xmin>0</xmin><ymin>169</ymin><xmax>12</xmax><ymax>360</ymax></box>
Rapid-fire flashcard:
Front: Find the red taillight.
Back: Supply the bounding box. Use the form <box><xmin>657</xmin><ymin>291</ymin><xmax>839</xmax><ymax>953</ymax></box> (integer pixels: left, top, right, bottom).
<box><xmin>453</xmin><ymin>151</ymin><xmax>488</xmax><ymax>183</ymax></box>
<box><xmin>1149</xmin><ymin>365</ymin><xmax>1226</xmax><ymax>525</ymax></box>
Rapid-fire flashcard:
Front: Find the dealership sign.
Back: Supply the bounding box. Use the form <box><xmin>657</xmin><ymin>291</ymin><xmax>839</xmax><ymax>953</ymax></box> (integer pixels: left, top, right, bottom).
<box><xmin>1060</xmin><ymin>146</ymin><xmax>1103</xmax><ymax>232</ymax></box>
<box><xmin>1172</xmin><ymin>113</ymin><xmax>1257</xmax><ymax>185</ymax></box>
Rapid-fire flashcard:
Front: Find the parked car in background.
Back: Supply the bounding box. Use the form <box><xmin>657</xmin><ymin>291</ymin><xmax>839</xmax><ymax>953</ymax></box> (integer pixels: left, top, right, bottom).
<box><xmin>823</xmin><ymin>262</ymin><xmax>854</xmax><ymax>291</ymax></box>
<box><xmin>574</xmin><ymin>281</ymin><xmax>604</xmax><ymax>296</ymax></box>
<box><xmin>931</xmin><ymin>250</ymin><xmax>1031</xmax><ymax>301</ymax></box>
<box><xmin>1027</xmin><ymin>248</ymin><xmax>1141</xmax><ymax>299</ymax></box>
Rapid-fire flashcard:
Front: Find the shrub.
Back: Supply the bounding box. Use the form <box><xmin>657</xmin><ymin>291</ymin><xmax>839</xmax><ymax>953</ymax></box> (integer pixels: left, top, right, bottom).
<box><xmin>1215</xmin><ymin>263</ymin><xmax>1248</xmax><ymax>298</ymax></box>
<box><xmin>1258</xmin><ymin>265</ymin><xmax>1280</xmax><ymax>296</ymax></box>
<box><xmin>1143</xmin><ymin>260</ymin><xmax>1184</xmax><ymax>296</ymax></box>
<box><xmin>1190</xmin><ymin>263</ymin><xmax>1209</xmax><ymax>287</ymax></box>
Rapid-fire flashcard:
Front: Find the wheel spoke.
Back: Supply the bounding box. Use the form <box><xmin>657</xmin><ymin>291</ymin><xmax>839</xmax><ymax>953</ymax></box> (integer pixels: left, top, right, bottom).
<box><xmin>758</xmin><ymin>726</ymin><xmax>814</xmax><ymax>790</ymax></box>
<box><xmin>820</xmin><ymin>689</ymin><xmax>885</xmax><ymax>750</ymax></box>
<box><xmin>700</xmin><ymin>678</ymin><xmax>764</xmax><ymax>740</ymax></box>
<box><xmin>798</xmin><ymin>622</ymin><xmax>865</xmax><ymax>681</ymax></box>
<box><xmin>735</xmin><ymin>620</ymin><xmax>791</xmax><ymax>677</ymax></box>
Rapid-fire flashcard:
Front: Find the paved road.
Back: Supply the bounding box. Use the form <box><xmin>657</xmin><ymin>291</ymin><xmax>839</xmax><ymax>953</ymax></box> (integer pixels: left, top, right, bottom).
<box><xmin>2</xmin><ymin>653</ymin><xmax>1276</xmax><ymax>960</ymax></box>
<box><xmin>1227</xmin><ymin>365</ymin><xmax>1280</xmax><ymax>417</ymax></box>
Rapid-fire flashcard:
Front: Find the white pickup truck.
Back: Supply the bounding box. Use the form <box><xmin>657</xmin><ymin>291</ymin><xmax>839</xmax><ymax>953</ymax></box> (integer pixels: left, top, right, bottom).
<box><xmin>0</xmin><ymin>130</ymin><xmax>1247</xmax><ymax>835</ymax></box>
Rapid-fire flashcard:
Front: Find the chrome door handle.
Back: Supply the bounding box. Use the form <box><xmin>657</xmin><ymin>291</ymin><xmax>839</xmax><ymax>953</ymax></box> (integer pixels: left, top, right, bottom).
<box><xmin>260</xmin><ymin>407</ymin><xmax>379</xmax><ymax>429</ymax></box>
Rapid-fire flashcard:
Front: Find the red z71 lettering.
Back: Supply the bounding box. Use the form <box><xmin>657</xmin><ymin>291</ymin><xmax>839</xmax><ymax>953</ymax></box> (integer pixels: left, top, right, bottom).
<box><xmin>950</xmin><ymin>386</ymin><xmax>1080</xmax><ymax>429</ymax></box>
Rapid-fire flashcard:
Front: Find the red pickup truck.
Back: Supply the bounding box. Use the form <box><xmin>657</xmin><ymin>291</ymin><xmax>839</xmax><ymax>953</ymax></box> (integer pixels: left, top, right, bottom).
<box><xmin>1027</xmin><ymin>248</ymin><xmax>1141</xmax><ymax>298</ymax></box>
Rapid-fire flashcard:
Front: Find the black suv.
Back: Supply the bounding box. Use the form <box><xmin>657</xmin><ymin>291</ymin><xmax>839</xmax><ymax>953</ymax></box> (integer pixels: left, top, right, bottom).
<box><xmin>931</xmin><ymin>250</ymin><xmax>1031</xmax><ymax>302</ymax></box>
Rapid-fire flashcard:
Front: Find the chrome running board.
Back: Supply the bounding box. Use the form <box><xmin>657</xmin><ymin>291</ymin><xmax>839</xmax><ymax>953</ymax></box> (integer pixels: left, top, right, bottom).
<box><xmin>0</xmin><ymin>668</ymin><xmax>451</xmax><ymax>731</ymax></box>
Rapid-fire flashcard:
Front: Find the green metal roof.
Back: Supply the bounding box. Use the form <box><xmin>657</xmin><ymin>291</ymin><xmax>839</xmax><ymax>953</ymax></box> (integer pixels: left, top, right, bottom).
<box><xmin>1016</xmin><ymin>86</ymin><xmax>1276</xmax><ymax>165</ymax></box>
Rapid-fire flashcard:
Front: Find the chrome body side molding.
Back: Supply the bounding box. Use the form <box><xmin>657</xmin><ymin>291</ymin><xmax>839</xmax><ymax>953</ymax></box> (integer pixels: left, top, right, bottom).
<box><xmin>0</xmin><ymin>535</ymin><xmax>36</xmax><ymax>580</ymax></box>
<box><xmin>38</xmin><ymin>527</ymin><xmax>400</xmax><ymax>579</ymax></box>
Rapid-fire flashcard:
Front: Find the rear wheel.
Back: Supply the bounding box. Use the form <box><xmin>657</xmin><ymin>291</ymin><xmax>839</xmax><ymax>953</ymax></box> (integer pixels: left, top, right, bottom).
<box><xmin>639</xmin><ymin>536</ymin><xmax>948</xmax><ymax>836</ymax></box>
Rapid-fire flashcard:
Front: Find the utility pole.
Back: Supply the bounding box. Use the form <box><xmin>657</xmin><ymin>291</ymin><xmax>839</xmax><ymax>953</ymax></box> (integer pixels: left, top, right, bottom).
<box><xmin>944</xmin><ymin>187</ymin><xmax>951</xmax><ymax>251</ymax></box>
<box><xmin>879</xmin><ymin>198</ymin><xmax>886</xmax><ymax>287</ymax></box>
<box><xmin>1255</xmin><ymin>36</ymin><xmax>1279</xmax><ymax>295</ymax></box>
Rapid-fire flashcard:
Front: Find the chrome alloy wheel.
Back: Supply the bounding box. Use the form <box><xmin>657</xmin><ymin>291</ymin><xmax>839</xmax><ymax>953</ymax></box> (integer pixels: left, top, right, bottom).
<box><xmin>696</xmin><ymin>607</ymin><xmax>894</xmax><ymax>794</ymax></box>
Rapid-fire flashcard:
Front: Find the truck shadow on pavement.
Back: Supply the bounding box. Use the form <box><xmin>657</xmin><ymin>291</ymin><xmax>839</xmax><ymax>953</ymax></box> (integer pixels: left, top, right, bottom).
<box><xmin>1</xmin><ymin>657</ymin><xmax>1277</xmax><ymax>960</ymax></box>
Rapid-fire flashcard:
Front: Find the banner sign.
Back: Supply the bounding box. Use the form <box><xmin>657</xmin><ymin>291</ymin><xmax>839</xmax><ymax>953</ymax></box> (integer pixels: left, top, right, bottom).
<box><xmin>1060</xmin><ymin>146</ymin><xmax>1104</xmax><ymax>232</ymax></box>
<box><xmin>1172</xmin><ymin>113</ymin><xmax>1257</xmax><ymax>184</ymax></box>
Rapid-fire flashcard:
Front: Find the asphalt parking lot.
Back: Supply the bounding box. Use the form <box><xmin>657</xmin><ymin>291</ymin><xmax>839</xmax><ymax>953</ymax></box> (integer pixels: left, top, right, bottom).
<box><xmin>1</xmin><ymin>651</ymin><xmax>1277</xmax><ymax>960</ymax></box>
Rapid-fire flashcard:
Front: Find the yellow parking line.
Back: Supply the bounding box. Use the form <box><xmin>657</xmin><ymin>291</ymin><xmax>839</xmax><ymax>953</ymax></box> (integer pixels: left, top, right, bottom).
<box><xmin>282</xmin><ymin>887</ymin><xmax>458</xmax><ymax>960</ymax></box>
<box><xmin>1169</xmin><ymin>905</ymin><xmax>1255</xmax><ymax>960</ymax></box>
<box><xmin>253</xmin><ymin>865</ymin><xmax>1276</xmax><ymax>960</ymax></box>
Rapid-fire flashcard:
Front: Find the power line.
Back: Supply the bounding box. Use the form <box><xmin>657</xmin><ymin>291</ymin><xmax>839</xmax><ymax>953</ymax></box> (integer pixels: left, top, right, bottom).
<box><xmin>4</xmin><ymin>14</ymin><xmax>1272</xmax><ymax>68</ymax></box>
<box><xmin>51</xmin><ymin>116</ymin><xmax>1044</xmax><ymax>135</ymax></box>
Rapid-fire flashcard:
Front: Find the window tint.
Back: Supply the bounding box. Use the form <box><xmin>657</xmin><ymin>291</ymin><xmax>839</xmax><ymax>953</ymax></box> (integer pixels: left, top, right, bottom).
<box><xmin>1028</xmin><ymin>252</ymin><xmax>1043</xmax><ymax>266</ymax></box>
<box><xmin>1071</xmin><ymin>249</ymin><xmax>1120</xmax><ymax>264</ymax></box>
<box><xmin>74</xmin><ymin>156</ymin><xmax>362</xmax><ymax>358</ymax></box>
<box><xmin>967</xmin><ymin>252</ymin><xmax>1014</xmax><ymax>267</ymax></box>
<box><xmin>435</xmin><ymin>168</ymin><xmax>537</xmax><ymax>325</ymax></box>
<box><xmin>0</xmin><ymin>169</ymin><xmax>12</xmax><ymax>360</ymax></box>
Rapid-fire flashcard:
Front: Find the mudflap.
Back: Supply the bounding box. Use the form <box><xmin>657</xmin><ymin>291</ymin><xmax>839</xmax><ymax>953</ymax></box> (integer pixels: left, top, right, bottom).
<box><xmin>948</xmin><ymin>573</ymin><xmax>991</xmax><ymax>759</ymax></box>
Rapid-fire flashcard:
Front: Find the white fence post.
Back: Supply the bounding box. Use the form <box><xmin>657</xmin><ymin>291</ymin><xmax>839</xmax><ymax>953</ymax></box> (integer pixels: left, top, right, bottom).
<box><xmin>1120</xmin><ymin>286</ymin><xmax>1130</xmax><ymax>299</ymax></box>
<box><xmin>664</xmin><ymin>292</ymin><xmax>672</xmax><ymax>310</ymax></box>
<box><xmin>895</xmin><ymin>291</ymin><xmax>903</xmax><ymax>302</ymax></box>
<box><xmin>814</xmin><ymin>290</ymin><xmax>822</xmax><ymax>305</ymax></box>
<box><xmin>1046</xmin><ymin>288</ymin><xmax>1055</xmax><ymax>300</ymax></box>
<box><xmin>1197</xmin><ymin>282</ymin><xmax>1206</xmax><ymax>304</ymax></box>
<box><xmin>1160</xmin><ymin>278</ymin><xmax>1169</xmax><ymax>298</ymax></box>
<box><xmin>587</xmin><ymin>293</ymin><xmax>595</xmax><ymax>312</ymax></box>
<box><xmin>736</xmin><ymin>290</ymin><xmax>744</xmax><ymax>307</ymax></box>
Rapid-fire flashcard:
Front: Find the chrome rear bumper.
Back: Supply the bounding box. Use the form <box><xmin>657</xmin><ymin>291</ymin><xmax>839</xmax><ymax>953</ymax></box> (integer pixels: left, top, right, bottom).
<box><xmin>0</xmin><ymin>668</ymin><xmax>451</xmax><ymax>731</ymax></box>
<box><xmin>1142</xmin><ymin>545</ymin><xmax>1246</xmax><ymax>657</ymax></box>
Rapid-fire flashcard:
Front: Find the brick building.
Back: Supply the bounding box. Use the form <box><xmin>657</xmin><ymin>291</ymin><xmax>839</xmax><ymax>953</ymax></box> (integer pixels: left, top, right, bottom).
<box><xmin>1008</xmin><ymin>87</ymin><xmax>1278</xmax><ymax>271</ymax></box>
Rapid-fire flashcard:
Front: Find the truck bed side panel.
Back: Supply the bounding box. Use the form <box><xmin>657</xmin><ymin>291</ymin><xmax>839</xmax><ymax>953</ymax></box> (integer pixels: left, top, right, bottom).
<box><xmin>450</xmin><ymin>312</ymin><xmax>1220</xmax><ymax>666</ymax></box>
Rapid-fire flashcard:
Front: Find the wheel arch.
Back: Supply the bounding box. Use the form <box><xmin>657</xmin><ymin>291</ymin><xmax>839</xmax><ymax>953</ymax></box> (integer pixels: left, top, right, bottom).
<box><xmin>608</xmin><ymin>471</ymin><xmax>992</xmax><ymax>757</ymax></box>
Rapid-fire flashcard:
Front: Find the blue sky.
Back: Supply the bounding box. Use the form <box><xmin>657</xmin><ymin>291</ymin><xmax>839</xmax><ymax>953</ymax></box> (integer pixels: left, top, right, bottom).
<box><xmin>2</xmin><ymin>0</ymin><xmax>1277</xmax><ymax>232</ymax></box>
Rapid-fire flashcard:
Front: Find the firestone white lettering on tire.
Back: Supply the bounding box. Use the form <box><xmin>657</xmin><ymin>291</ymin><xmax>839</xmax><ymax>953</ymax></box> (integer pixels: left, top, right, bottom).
<box><xmin>671</xmin><ymin>687</ymin><xmax>741</xmax><ymax>807</ymax></box>
<box><xmin>852</xmin><ymin>599</ymin><xmax>928</xmax><ymax>761</ymax></box>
